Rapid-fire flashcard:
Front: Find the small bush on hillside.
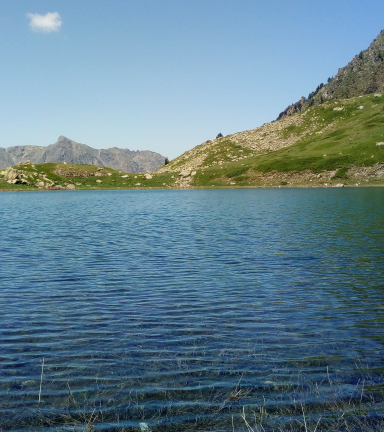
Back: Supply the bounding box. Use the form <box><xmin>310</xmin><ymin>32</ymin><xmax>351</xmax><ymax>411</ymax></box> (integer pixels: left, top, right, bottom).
<box><xmin>225</xmin><ymin>166</ymin><xmax>249</xmax><ymax>178</ymax></box>
<box><xmin>233</xmin><ymin>175</ymin><xmax>248</xmax><ymax>182</ymax></box>
<box><xmin>332</xmin><ymin>167</ymin><xmax>349</xmax><ymax>179</ymax></box>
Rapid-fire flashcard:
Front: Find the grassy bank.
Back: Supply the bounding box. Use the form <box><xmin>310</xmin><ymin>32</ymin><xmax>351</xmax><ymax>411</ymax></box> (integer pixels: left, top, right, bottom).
<box><xmin>1</xmin><ymin>161</ymin><xmax>384</xmax><ymax>192</ymax></box>
<box><xmin>0</xmin><ymin>162</ymin><xmax>178</xmax><ymax>191</ymax></box>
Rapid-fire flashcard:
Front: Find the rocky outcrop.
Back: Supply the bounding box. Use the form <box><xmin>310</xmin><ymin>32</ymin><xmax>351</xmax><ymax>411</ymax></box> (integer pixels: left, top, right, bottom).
<box><xmin>0</xmin><ymin>136</ymin><xmax>166</xmax><ymax>173</ymax></box>
<box><xmin>0</xmin><ymin>166</ymin><xmax>76</xmax><ymax>190</ymax></box>
<box><xmin>155</xmin><ymin>110</ymin><xmax>320</xmax><ymax>174</ymax></box>
<box><xmin>0</xmin><ymin>167</ymin><xmax>29</xmax><ymax>184</ymax></box>
<box><xmin>53</xmin><ymin>165</ymin><xmax>108</xmax><ymax>178</ymax></box>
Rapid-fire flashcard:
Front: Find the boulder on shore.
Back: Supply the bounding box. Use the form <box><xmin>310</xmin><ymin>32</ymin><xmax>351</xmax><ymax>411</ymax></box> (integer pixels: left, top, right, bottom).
<box><xmin>3</xmin><ymin>168</ymin><xmax>19</xmax><ymax>181</ymax></box>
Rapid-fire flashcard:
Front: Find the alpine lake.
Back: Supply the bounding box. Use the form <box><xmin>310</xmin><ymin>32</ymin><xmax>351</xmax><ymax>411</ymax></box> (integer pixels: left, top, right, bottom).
<box><xmin>1</xmin><ymin>188</ymin><xmax>384</xmax><ymax>432</ymax></box>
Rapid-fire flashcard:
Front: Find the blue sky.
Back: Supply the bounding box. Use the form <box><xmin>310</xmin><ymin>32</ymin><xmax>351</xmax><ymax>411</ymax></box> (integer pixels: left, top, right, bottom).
<box><xmin>1</xmin><ymin>1</ymin><xmax>383</xmax><ymax>159</ymax></box>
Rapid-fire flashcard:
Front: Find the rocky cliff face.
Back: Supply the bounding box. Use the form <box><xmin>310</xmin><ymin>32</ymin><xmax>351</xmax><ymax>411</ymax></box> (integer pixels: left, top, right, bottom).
<box><xmin>0</xmin><ymin>136</ymin><xmax>166</xmax><ymax>173</ymax></box>
<box><xmin>277</xmin><ymin>29</ymin><xmax>384</xmax><ymax>119</ymax></box>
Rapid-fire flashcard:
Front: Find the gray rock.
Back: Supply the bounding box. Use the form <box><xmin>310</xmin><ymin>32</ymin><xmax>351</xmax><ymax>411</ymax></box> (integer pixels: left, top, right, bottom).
<box><xmin>179</xmin><ymin>170</ymin><xmax>190</xmax><ymax>177</ymax></box>
<box><xmin>4</xmin><ymin>168</ymin><xmax>19</xmax><ymax>181</ymax></box>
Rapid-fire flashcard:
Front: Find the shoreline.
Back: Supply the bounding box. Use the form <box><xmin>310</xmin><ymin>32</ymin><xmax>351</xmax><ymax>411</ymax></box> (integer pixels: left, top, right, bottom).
<box><xmin>1</xmin><ymin>183</ymin><xmax>384</xmax><ymax>192</ymax></box>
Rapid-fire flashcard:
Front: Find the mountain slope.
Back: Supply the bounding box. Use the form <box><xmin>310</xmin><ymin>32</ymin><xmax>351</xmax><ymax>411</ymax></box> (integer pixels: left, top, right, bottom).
<box><xmin>155</xmin><ymin>30</ymin><xmax>384</xmax><ymax>186</ymax></box>
<box><xmin>2</xmin><ymin>92</ymin><xmax>384</xmax><ymax>192</ymax></box>
<box><xmin>0</xmin><ymin>136</ymin><xmax>166</xmax><ymax>173</ymax></box>
<box><xmin>155</xmin><ymin>92</ymin><xmax>384</xmax><ymax>188</ymax></box>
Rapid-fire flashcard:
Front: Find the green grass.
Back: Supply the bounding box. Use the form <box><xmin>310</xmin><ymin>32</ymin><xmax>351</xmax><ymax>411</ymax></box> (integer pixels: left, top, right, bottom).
<box><xmin>1</xmin><ymin>94</ymin><xmax>384</xmax><ymax>191</ymax></box>
<box><xmin>0</xmin><ymin>162</ymin><xmax>179</xmax><ymax>191</ymax></box>
<box><xmin>249</xmin><ymin>94</ymin><xmax>384</xmax><ymax>174</ymax></box>
<box><xmin>332</xmin><ymin>167</ymin><xmax>349</xmax><ymax>179</ymax></box>
<box><xmin>156</xmin><ymin>92</ymin><xmax>384</xmax><ymax>188</ymax></box>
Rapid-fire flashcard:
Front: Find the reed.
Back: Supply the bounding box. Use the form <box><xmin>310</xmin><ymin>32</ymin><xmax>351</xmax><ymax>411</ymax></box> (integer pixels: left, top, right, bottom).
<box><xmin>1</xmin><ymin>362</ymin><xmax>383</xmax><ymax>432</ymax></box>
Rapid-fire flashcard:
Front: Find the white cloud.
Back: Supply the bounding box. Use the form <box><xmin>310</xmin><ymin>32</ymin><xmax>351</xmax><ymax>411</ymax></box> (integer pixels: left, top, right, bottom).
<box><xmin>27</xmin><ymin>12</ymin><xmax>62</xmax><ymax>33</ymax></box>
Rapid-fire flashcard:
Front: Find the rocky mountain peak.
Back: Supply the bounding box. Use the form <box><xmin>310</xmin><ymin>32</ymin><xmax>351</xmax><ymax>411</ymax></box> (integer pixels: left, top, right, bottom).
<box><xmin>277</xmin><ymin>29</ymin><xmax>384</xmax><ymax>120</ymax></box>
<box><xmin>56</xmin><ymin>136</ymin><xmax>77</xmax><ymax>146</ymax></box>
<box><xmin>0</xmin><ymin>137</ymin><xmax>166</xmax><ymax>173</ymax></box>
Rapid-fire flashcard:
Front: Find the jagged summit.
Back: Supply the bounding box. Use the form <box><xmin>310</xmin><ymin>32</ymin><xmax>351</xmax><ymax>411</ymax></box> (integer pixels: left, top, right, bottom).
<box><xmin>57</xmin><ymin>135</ymin><xmax>71</xmax><ymax>142</ymax></box>
<box><xmin>277</xmin><ymin>29</ymin><xmax>384</xmax><ymax>120</ymax></box>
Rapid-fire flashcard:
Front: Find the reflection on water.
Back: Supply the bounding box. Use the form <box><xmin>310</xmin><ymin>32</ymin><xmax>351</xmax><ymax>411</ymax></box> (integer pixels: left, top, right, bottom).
<box><xmin>0</xmin><ymin>188</ymin><xmax>384</xmax><ymax>431</ymax></box>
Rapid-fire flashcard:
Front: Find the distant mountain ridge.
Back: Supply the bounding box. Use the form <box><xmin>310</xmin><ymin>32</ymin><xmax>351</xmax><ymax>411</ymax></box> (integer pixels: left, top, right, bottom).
<box><xmin>277</xmin><ymin>29</ymin><xmax>384</xmax><ymax>119</ymax></box>
<box><xmin>0</xmin><ymin>136</ymin><xmax>166</xmax><ymax>173</ymax></box>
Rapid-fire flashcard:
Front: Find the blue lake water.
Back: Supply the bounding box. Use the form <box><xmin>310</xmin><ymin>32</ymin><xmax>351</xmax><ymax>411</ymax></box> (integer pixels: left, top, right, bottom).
<box><xmin>0</xmin><ymin>188</ymin><xmax>384</xmax><ymax>431</ymax></box>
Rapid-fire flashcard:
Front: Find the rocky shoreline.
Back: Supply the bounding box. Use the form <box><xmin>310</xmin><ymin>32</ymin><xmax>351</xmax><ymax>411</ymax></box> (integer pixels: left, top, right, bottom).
<box><xmin>1</xmin><ymin>160</ymin><xmax>384</xmax><ymax>192</ymax></box>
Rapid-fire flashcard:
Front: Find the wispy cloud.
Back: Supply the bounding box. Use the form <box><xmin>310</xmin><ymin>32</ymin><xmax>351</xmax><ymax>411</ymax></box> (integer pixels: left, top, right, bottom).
<box><xmin>27</xmin><ymin>12</ymin><xmax>62</xmax><ymax>33</ymax></box>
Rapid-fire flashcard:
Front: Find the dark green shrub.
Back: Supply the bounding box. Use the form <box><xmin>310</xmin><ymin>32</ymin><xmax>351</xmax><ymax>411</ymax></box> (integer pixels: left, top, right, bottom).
<box><xmin>332</xmin><ymin>167</ymin><xmax>348</xmax><ymax>179</ymax></box>
<box><xmin>225</xmin><ymin>166</ymin><xmax>249</xmax><ymax>178</ymax></box>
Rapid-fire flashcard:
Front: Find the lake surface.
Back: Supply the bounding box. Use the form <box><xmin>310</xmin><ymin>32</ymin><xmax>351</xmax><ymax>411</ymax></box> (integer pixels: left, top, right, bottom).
<box><xmin>1</xmin><ymin>188</ymin><xmax>384</xmax><ymax>431</ymax></box>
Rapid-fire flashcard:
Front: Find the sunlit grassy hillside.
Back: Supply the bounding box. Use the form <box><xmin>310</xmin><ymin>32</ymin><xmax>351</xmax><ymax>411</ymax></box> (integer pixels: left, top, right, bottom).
<box><xmin>155</xmin><ymin>92</ymin><xmax>384</xmax><ymax>188</ymax></box>
<box><xmin>1</xmin><ymin>93</ymin><xmax>384</xmax><ymax>191</ymax></box>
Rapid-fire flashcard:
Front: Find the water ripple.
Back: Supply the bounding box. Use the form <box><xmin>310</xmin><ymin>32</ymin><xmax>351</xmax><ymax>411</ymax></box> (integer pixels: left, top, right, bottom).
<box><xmin>0</xmin><ymin>188</ymin><xmax>384</xmax><ymax>430</ymax></box>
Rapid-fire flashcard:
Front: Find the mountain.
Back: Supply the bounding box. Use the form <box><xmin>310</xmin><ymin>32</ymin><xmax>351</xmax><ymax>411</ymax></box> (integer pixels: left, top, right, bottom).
<box><xmin>0</xmin><ymin>136</ymin><xmax>166</xmax><ymax>173</ymax></box>
<box><xmin>2</xmin><ymin>30</ymin><xmax>384</xmax><ymax>190</ymax></box>
<box><xmin>154</xmin><ymin>30</ymin><xmax>384</xmax><ymax>188</ymax></box>
<box><xmin>277</xmin><ymin>30</ymin><xmax>384</xmax><ymax>119</ymax></box>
